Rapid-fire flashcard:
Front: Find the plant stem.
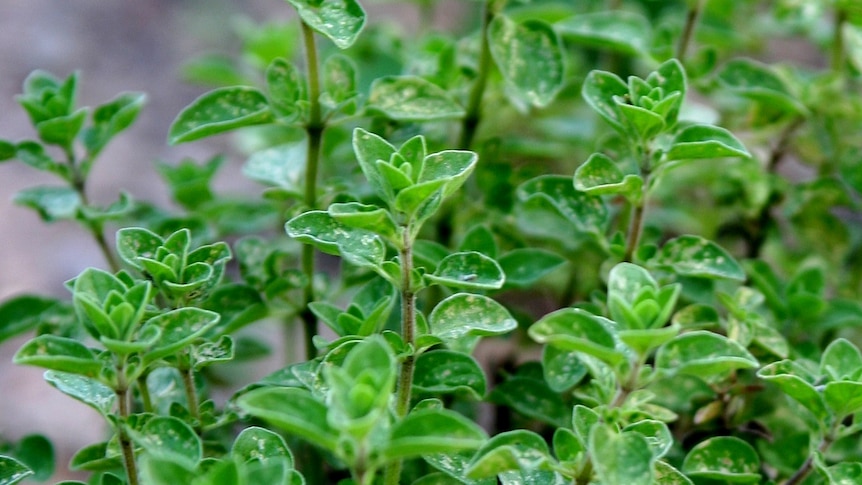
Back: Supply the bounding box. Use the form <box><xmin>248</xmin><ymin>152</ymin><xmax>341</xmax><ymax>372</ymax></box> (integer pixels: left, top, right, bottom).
<box><xmin>136</xmin><ymin>374</ymin><xmax>153</xmax><ymax>413</ymax></box>
<box><xmin>115</xmin><ymin>365</ymin><xmax>139</xmax><ymax>485</ymax></box>
<box><xmin>299</xmin><ymin>19</ymin><xmax>324</xmax><ymax>362</ymax></box>
<box><xmin>784</xmin><ymin>435</ymin><xmax>833</xmax><ymax>485</ymax></box>
<box><xmin>180</xmin><ymin>364</ymin><xmax>201</xmax><ymax>429</ymax></box>
<box><xmin>832</xmin><ymin>7</ymin><xmax>847</xmax><ymax>73</ymax></box>
<box><xmin>459</xmin><ymin>0</ymin><xmax>495</xmax><ymax>150</ymax></box>
<box><xmin>383</xmin><ymin>227</ymin><xmax>417</xmax><ymax>485</ymax></box>
<box><xmin>65</xmin><ymin>151</ymin><xmax>120</xmax><ymax>272</ymax></box>
<box><xmin>676</xmin><ymin>0</ymin><xmax>707</xmax><ymax>62</ymax></box>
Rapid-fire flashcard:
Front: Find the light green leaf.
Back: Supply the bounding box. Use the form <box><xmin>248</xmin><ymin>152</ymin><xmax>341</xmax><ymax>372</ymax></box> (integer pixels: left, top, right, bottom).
<box><xmin>498</xmin><ymin>249</ymin><xmax>566</xmax><ymax>288</ymax></box>
<box><xmin>322</xmin><ymin>54</ymin><xmax>358</xmax><ymax>109</ymax></box>
<box><xmin>528</xmin><ymin>308</ymin><xmax>624</xmax><ymax>366</ymax></box>
<box><xmin>36</xmin><ymin>108</ymin><xmax>86</xmax><ymax>148</ymax></box>
<box><xmin>465</xmin><ymin>430</ymin><xmax>553</xmax><ymax>479</ymax></box>
<box><xmin>0</xmin><ymin>455</ymin><xmax>33</xmax><ymax>485</ymax></box>
<box><xmin>429</xmin><ymin>293</ymin><xmax>517</xmax><ymax>351</ymax></box>
<box><xmin>265</xmin><ymin>58</ymin><xmax>305</xmax><ymax>121</ymax></box>
<box><xmin>717</xmin><ymin>58</ymin><xmax>806</xmax><ymax>115</ymax></box>
<box><xmin>619</xmin><ymin>103</ymin><xmax>665</xmax><ymax>141</ymax></box>
<box><xmin>426</xmin><ymin>251</ymin><xmax>505</xmax><ymax>290</ymax></box>
<box><xmin>285</xmin><ymin>0</ymin><xmax>366</xmax><ymax>49</ymax></box>
<box><xmin>138</xmin><ymin>456</ymin><xmax>194</xmax><ymax>485</ymax></box>
<box><xmin>573</xmin><ymin>153</ymin><xmax>643</xmax><ymax>199</ymax></box>
<box><xmin>115</xmin><ymin>227</ymin><xmax>163</xmax><ymax>270</ymax></box>
<box><xmin>681</xmin><ymin>436</ymin><xmax>760</xmax><ymax>483</ymax></box>
<box><xmin>14</xmin><ymin>186</ymin><xmax>80</xmax><ymax>221</ymax></box>
<box><xmin>820</xmin><ymin>338</ymin><xmax>862</xmax><ymax>381</ymax></box>
<box><xmin>382</xmin><ymin>408</ymin><xmax>487</xmax><ymax>460</ymax></box>
<box><xmin>143</xmin><ymin>307</ymin><xmax>221</xmax><ymax>363</ymax></box>
<box><xmin>131</xmin><ymin>416</ymin><xmax>202</xmax><ymax>469</ymax></box>
<box><xmin>44</xmin><ymin>371</ymin><xmax>115</xmax><ymax>416</ymax></box>
<box><xmin>286</xmin><ymin>210</ymin><xmax>385</xmax><ymax>269</ymax></box>
<box><xmin>367</xmin><ymin>76</ymin><xmax>464</xmax><ymax>121</ymax></box>
<box><xmin>68</xmin><ymin>442</ymin><xmax>122</xmax><ymax>472</ymax></box>
<box><xmin>192</xmin><ymin>335</ymin><xmax>234</xmax><ymax>370</ymax></box>
<box><xmin>541</xmin><ymin>345</ymin><xmax>587</xmax><ymax>393</ymax></box>
<box><xmin>582</xmin><ymin>70</ymin><xmax>629</xmax><ymax>135</ymax></box>
<box><xmin>623</xmin><ymin>420</ymin><xmax>672</xmax><ymax>459</ymax></box>
<box><xmin>488</xmin><ymin>15</ymin><xmax>564</xmax><ymax>107</ymax></box>
<box><xmin>352</xmin><ymin>128</ymin><xmax>398</xmax><ymax>204</ymax></box>
<box><xmin>238</xmin><ymin>387</ymin><xmax>338</xmax><ymax>451</ymax></box>
<box><xmin>655</xmin><ymin>235</ymin><xmax>745</xmax><ymax>281</ymax></box>
<box><xmin>168</xmin><ymin>87</ymin><xmax>273</xmax><ymax>144</ymax></box>
<box><xmin>654</xmin><ymin>461</ymin><xmax>694</xmax><ymax>485</ymax></box>
<box><xmin>413</xmin><ymin>350</ymin><xmax>487</xmax><ymax>399</ymax></box>
<box><xmin>656</xmin><ymin>331</ymin><xmax>758</xmax><ymax>382</ymax></box>
<box><xmin>589</xmin><ymin>424</ymin><xmax>654</xmax><ymax>485</ymax></box>
<box><xmin>824</xmin><ymin>381</ymin><xmax>862</xmax><ymax>418</ymax></box>
<box><xmin>517</xmin><ymin>175</ymin><xmax>608</xmax><ymax>236</ymax></box>
<box><xmin>665</xmin><ymin>125</ymin><xmax>750</xmax><ymax>161</ymax></box>
<box><xmin>556</xmin><ymin>10</ymin><xmax>651</xmax><ymax>56</ymax></box>
<box><xmin>82</xmin><ymin>92</ymin><xmax>146</xmax><ymax>156</ymax></box>
<box><xmin>418</xmin><ymin>150</ymin><xmax>478</xmax><ymax>199</ymax></box>
<box><xmin>424</xmin><ymin>452</ymin><xmax>496</xmax><ymax>485</ymax></box>
<box><xmin>232</xmin><ymin>426</ymin><xmax>294</xmax><ymax>467</ymax></box>
<box><xmin>243</xmin><ymin>138</ymin><xmax>307</xmax><ymax>192</ymax></box>
<box><xmin>757</xmin><ymin>360</ymin><xmax>828</xmax><ymax>421</ymax></box>
<box><xmin>13</xmin><ymin>335</ymin><xmax>102</xmax><ymax>377</ymax></box>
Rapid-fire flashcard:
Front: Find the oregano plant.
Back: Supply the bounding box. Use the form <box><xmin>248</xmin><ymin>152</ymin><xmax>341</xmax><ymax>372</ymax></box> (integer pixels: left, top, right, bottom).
<box><xmin>2</xmin><ymin>1</ymin><xmax>862</xmax><ymax>484</ymax></box>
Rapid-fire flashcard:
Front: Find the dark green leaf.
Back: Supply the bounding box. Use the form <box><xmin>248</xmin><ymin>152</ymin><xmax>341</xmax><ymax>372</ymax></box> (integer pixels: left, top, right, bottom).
<box><xmin>168</xmin><ymin>87</ymin><xmax>273</xmax><ymax>144</ymax></box>
<box><xmin>757</xmin><ymin>360</ymin><xmax>828</xmax><ymax>421</ymax></box>
<box><xmin>13</xmin><ymin>335</ymin><xmax>102</xmax><ymax>377</ymax></box>
<box><xmin>68</xmin><ymin>442</ymin><xmax>122</xmax><ymax>472</ymax></box>
<box><xmin>367</xmin><ymin>76</ymin><xmax>464</xmax><ymax>121</ymax></box>
<box><xmin>488</xmin><ymin>15</ymin><xmax>564</xmax><ymax>107</ymax></box>
<box><xmin>681</xmin><ymin>436</ymin><xmax>760</xmax><ymax>483</ymax></box>
<box><xmin>717</xmin><ymin>58</ymin><xmax>806</xmax><ymax>115</ymax></box>
<box><xmin>490</xmin><ymin>375</ymin><xmax>569</xmax><ymax>428</ymax></box>
<box><xmin>11</xmin><ymin>435</ymin><xmax>53</xmax><ymax>482</ymax></box>
<box><xmin>0</xmin><ymin>139</ymin><xmax>15</xmax><ymax>161</ymax></box>
<box><xmin>0</xmin><ymin>455</ymin><xmax>33</xmax><ymax>485</ymax></box>
<box><xmin>0</xmin><ymin>295</ymin><xmax>65</xmax><ymax>344</ymax></box>
<box><xmin>556</xmin><ymin>10</ymin><xmax>651</xmax><ymax>56</ymax></box>
<box><xmin>413</xmin><ymin>350</ymin><xmax>487</xmax><ymax>399</ymax></box>
<box><xmin>498</xmin><ymin>249</ymin><xmax>566</xmax><ymax>288</ymax></box>
<box><xmin>138</xmin><ymin>456</ymin><xmax>194</xmax><ymax>485</ymax></box>
<box><xmin>382</xmin><ymin>408</ymin><xmax>487</xmax><ymax>460</ymax></box>
<box><xmin>459</xmin><ymin>225</ymin><xmax>498</xmax><ymax>259</ymax></box>
<box><xmin>665</xmin><ymin>125</ymin><xmax>751</xmax><ymax>162</ymax></box>
<box><xmin>285</xmin><ymin>0</ymin><xmax>366</xmax><ymax>49</ymax></box>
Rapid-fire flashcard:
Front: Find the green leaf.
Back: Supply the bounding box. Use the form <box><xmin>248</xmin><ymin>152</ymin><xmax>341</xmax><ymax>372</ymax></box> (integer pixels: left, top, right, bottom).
<box><xmin>413</xmin><ymin>350</ymin><xmax>487</xmax><ymax>399</ymax></box>
<box><xmin>820</xmin><ymin>338</ymin><xmax>862</xmax><ymax>381</ymax></box>
<box><xmin>143</xmin><ymin>308</ymin><xmax>221</xmax><ymax>363</ymax></box>
<box><xmin>83</xmin><ymin>92</ymin><xmax>146</xmax><ymax>156</ymax></box>
<box><xmin>352</xmin><ymin>128</ymin><xmax>398</xmax><ymax>204</ymax></box>
<box><xmin>116</xmin><ymin>227</ymin><xmax>163</xmax><ymax>270</ymax></box>
<box><xmin>0</xmin><ymin>295</ymin><xmax>66</xmax><ymax>344</ymax></box>
<box><xmin>232</xmin><ymin>426</ymin><xmax>294</xmax><ymax>467</ymax></box>
<box><xmin>168</xmin><ymin>87</ymin><xmax>273</xmax><ymax>144</ymax></box>
<box><xmin>623</xmin><ymin>420</ymin><xmax>672</xmax><ymax>459</ymax></box>
<box><xmin>14</xmin><ymin>186</ymin><xmax>81</xmax><ymax>221</ymax></box>
<box><xmin>0</xmin><ymin>139</ymin><xmax>15</xmax><ymax>161</ymax></box>
<box><xmin>573</xmin><ymin>153</ymin><xmax>643</xmax><ymax>199</ymax></box>
<box><xmin>285</xmin><ymin>0</ymin><xmax>366</xmax><ymax>49</ymax></box>
<box><xmin>517</xmin><ymin>175</ymin><xmax>608</xmax><ymax>236</ymax></box>
<box><xmin>465</xmin><ymin>430</ymin><xmax>553</xmax><ymax>479</ymax></box>
<box><xmin>556</xmin><ymin>10</ymin><xmax>651</xmax><ymax>56</ymax></box>
<box><xmin>459</xmin><ymin>225</ymin><xmax>498</xmax><ymax>259</ymax></box>
<box><xmin>426</xmin><ymin>251</ymin><xmax>505</xmax><ymax>290</ymax></box>
<box><xmin>528</xmin><ymin>308</ymin><xmax>624</xmax><ymax>366</ymax></box>
<box><xmin>36</xmin><ymin>108</ymin><xmax>87</xmax><ymax>148</ymax></box>
<box><xmin>429</xmin><ymin>293</ymin><xmax>517</xmax><ymax>352</ymax></box>
<box><xmin>824</xmin><ymin>381</ymin><xmax>862</xmax><ymax>417</ymax></box>
<box><xmin>243</xmin><ymin>138</ymin><xmax>307</xmax><ymax>192</ymax></box>
<box><xmin>44</xmin><ymin>371</ymin><xmax>116</xmax><ymax>416</ymax></box>
<box><xmin>12</xmin><ymin>141</ymin><xmax>66</xmax><ymax>176</ymax></box>
<box><xmin>665</xmin><ymin>124</ymin><xmax>750</xmax><ymax>161</ymax></box>
<box><xmin>367</xmin><ymin>76</ymin><xmax>464</xmax><ymax>121</ymax></box>
<box><xmin>717</xmin><ymin>58</ymin><xmax>806</xmax><ymax>115</ymax></box>
<box><xmin>68</xmin><ymin>442</ymin><xmax>122</xmax><ymax>472</ymax></box>
<box><xmin>265</xmin><ymin>58</ymin><xmax>305</xmax><ymax>121</ymax></box>
<box><xmin>498</xmin><ymin>249</ymin><xmax>566</xmax><ymax>288</ymax></box>
<box><xmin>322</xmin><ymin>54</ymin><xmax>358</xmax><ymax>109</ymax></box>
<box><xmin>11</xmin><ymin>435</ymin><xmax>53</xmax><ymax>482</ymax></box>
<box><xmin>382</xmin><ymin>408</ymin><xmax>487</xmax><ymax>460</ymax></box>
<box><xmin>192</xmin><ymin>335</ymin><xmax>235</xmax><ymax>370</ymax></box>
<box><xmin>619</xmin><ymin>103</ymin><xmax>666</xmax><ymax>141</ymax></box>
<box><xmin>589</xmin><ymin>424</ymin><xmax>654</xmax><ymax>485</ymax></box>
<box><xmin>0</xmin><ymin>455</ymin><xmax>33</xmax><ymax>485</ymax></box>
<box><xmin>286</xmin><ymin>210</ymin><xmax>385</xmax><ymax>269</ymax></box>
<box><xmin>654</xmin><ymin>461</ymin><xmax>694</xmax><ymax>485</ymax></box>
<box><xmin>418</xmin><ymin>150</ymin><xmax>478</xmax><ymax>200</ymax></box>
<box><xmin>131</xmin><ymin>416</ymin><xmax>202</xmax><ymax>469</ymax></box>
<box><xmin>138</xmin><ymin>456</ymin><xmax>194</xmax><ymax>485</ymax></box>
<box><xmin>582</xmin><ymin>70</ymin><xmax>629</xmax><ymax>135</ymax></box>
<box><xmin>656</xmin><ymin>331</ymin><xmax>758</xmax><ymax>382</ymax></box>
<box><xmin>488</xmin><ymin>15</ymin><xmax>564</xmax><ymax>107</ymax></box>
<box><xmin>541</xmin><ymin>345</ymin><xmax>587</xmax><ymax>393</ymax></box>
<box><xmin>13</xmin><ymin>335</ymin><xmax>102</xmax><ymax>377</ymax></box>
<box><xmin>757</xmin><ymin>360</ymin><xmax>828</xmax><ymax>421</ymax></box>
<box><xmin>237</xmin><ymin>387</ymin><xmax>338</xmax><ymax>451</ymax></box>
<box><xmin>490</xmin><ymin>373</ymin><xmax>569</xmax><ymax>428</ymax></box>
<box><xmin>655</xmin><ymin>235</ymin><xmax>745</xmax><ymax>281</ymax></box>
<box><xmin>424</xmin><ymin>451</ymin><xmax>496</xmax><ymax>485</ymax></box>
<box><xmin>681</xmin><ymin>436</ymin><xmax>760</xmax><ymax>483</ymax></box>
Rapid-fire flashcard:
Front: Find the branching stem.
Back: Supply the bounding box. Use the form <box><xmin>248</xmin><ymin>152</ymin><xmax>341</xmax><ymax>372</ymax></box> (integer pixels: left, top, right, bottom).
<box><xmin>459</xmin><ymin>0</ymin><xmax>495</xmax><ymax>150</ymax></box>
<box><xmin>677</xmin><ymin>0</ymin><xmax>707</xmax><ymax>62</ymax></box>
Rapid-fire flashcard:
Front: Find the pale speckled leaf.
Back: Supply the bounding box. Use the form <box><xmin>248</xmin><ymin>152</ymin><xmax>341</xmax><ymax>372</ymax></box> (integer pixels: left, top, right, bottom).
<box><xmin>488</xmin><ymin>15</ymin><xmax>564</xmax><ymax>108</ymax></box>
<box><xmin>430</xmin><ymin>293</ymin><xmax>517</xmax><ymax>345</ymax></box>
<box><xmin>0</xmin><ymin>456</ymin><xmax>33</xmax><ymax>485</ymax></box>
<box><xmin>232</xmin><ymin>426</ymin><xmax>294</xmax><ymax>467</ymax></box>
<box><xmin>243</xmin><ymin>138</ymin><xmax>307</xmax><ymax>192</ymax></box>
<box><xmin>168</xmin><ymin>87</ymin><xmax>273</xmax><ymax>144</ymax></box>
<box><xmin>757</xmin><ymin>360</ymin><xmax>828</xmax><ymax>420</ymax></box>
<box><xmin>654</xmin><ymin>461</ymin><xmax>694</xmax><ymax>485</ymax></box>
<box><xmin>665</xmin><ymin>125</ymin><xmax>750</xmax><ymax>162</ymax></box>
<box><xmin>426</xmin><ymin>251</ymin><xmax>505</xmax><ymax>290</ymax></box>
<box><xmin>192</xmin><ymin>335</ymin><xmax>234</xmax><ymax>370</ymax></box>
<box><xmin>424</xmin><ymin>452</ymin><xmax>497</xmax><ymax>485</ymax></box>
<box><xmin>582</xmin><ymin>70</ymin><xmax>629</xmax><ymax>135</ymax></box>
<box><xmin>44</xmin><ymin>371</ymin><xmax>116</xmax><ymax>417</ymax></box>
<box><xmin>517</xmin><ymin>175</ymin><xmax>608</xmax><ymax>235</ymax></box>
<box><xmin>413</xmin><ymin>350</ymin><xmax>487</xmax><ymax>399</ymax></box>
<box><xmin>681</xmin><ymin>436</ymin><xmax>760</xmax><ymax>483</ymax></box>
<box><xmin>499</xmin><ymin>469</ymin><xmax>567</xmax><ymax>485</ymax></box>
<box><xmin>142</xmin><ymin>307</ymin><xmax>221</xmax><ymax>364</ymax></box>
<box><xmin>528</xmin><ymin>308</ymin><xmax>624</xmax><ymax>366</ymax></box>
<box><xmin>13</xmin><ymin>335</ymin><xmax>102</xmax><ymax>377</ymax></box>
<box><xmin>655</xmin><ymin>235</ymin><xmax>745</xmax><ymax>281</ymax></box>
<box><xmin>265</xmin><ymin>58</ymin><xmax>305</xmax><ymax>121</ymax></box>
<box><xmin>574</xmin><ymin>152</ymin><xmax>643</xmax><ymax>198</ymax></box>
<box><xmin>367</xmin><ymin>76</ymin><xmax>464</xmax><ymax>121</ymax></box>
<box><xmin>465</xmin><ymin>430</ymin><xmax>553</xmax><ymax>479</ymax></box>
<box><xmin>624</xmin><ymin>420</ymin><xmax>673</xmax><ymax>459</ymax></box>
<box><xmin>656</xmin><ymin>331</ymin><xmax>758</xmax><ymax>381</ymax></box>
<box><xmin>131</xmin><ymin>416</ymin><xmax>202</xmax><ymax>469</ymax></box>
<box><xmin>589</xmin><ymin>424</ymin><xmax>654</xmax><ymax>485</ymax></box>
<box><xmin>556</xmin><ymin>10</ymin><xmax>651</xmax><ymax>56</ymax></box>
<box><xmin>818</xmin><ymin>461</ymin><xmax>862</xmax><ymax>485</ymax></box>
<box><xmin>285</xmin><ymin>0</ymin><xmax>366</xmax><ymax>49</ymax></box>
<box><xmin>285</xmin><ymin>210</ymin><xmax>385</xmax><ymax>269</ymax></box>
<box><xmin>541</xmin><ymin>345</ymin><xmax>587</xmax><ymax>392</ymax></box>
<box><xmin>14</xmin><ymin>186</ymin><xmax>81</xmax><ymax>222</ymax></box>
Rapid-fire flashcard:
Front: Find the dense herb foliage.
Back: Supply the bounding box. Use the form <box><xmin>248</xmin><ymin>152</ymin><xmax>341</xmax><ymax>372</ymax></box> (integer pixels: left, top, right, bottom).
<box><xmin>2</xmin><ymin>1</ymin><xmax>862</xmax><ymax>484</ymax></box>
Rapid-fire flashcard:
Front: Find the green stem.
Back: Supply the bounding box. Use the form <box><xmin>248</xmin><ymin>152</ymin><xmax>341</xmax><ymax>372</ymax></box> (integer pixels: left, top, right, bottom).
<box><xmin>832</xmin><ymin>7</ymin><xmax>847</xmax><ymax>73</ymax></box>
<box><xmin>459</xmin><ymin>0</ymin><xmax>495</xmax><ymax>150</ymax></box>
<box><xmin>115</xmin><ymin>366</ymin><xmax>139</xmax><ymax>485</ymax></box>
<box><xmin>383</xmin><ymin>228</ymin><xmax>417</xmax><ymax>485</ymax></box>
<box><xmin>783</xmin><ymin>434</ymin><xmax>833</xmax><ymax>485</ymax></box>
<box><xmin>299</xmin><ymin>19</ymin><xmax>325</xmax><ymax>362</ymax></box>
<box><xmin>65</xmin><ymin>151</ymin><xmax>120</xmax><ymax>272</ymax></box>
<box><xmin>676</xmin><ymin>0</ymin><xmax>707</xmax><ymax>62</ymax></box>
<box><xmin>136</xmin><ymin>373</ymin><xmax>153</xmax><ymax>413</ymax></box>
<box><xmin>180</xmin><ymin>364</ymin><xmax>201</xmax><ymax>430</ymax></box>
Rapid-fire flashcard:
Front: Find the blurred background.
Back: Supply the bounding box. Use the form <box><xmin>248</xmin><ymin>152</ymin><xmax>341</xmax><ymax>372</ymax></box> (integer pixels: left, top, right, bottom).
<box><xmin>0</xmin><ymin>0</ymin><xmax>436</xmax><ymax>479</ymax></box>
